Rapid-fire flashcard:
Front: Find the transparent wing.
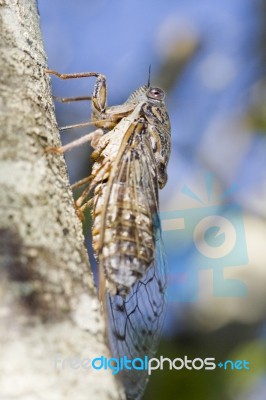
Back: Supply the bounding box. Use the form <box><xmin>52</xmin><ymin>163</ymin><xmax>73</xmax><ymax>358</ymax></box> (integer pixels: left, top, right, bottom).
<box><xmin>105</xmin><ymin>234</ymin><xmax>167</xmax><ymax>400</ymax></box>
<box><xmin>100</xmin><ymin>128</ymin><xmax>167</xmax><ymax>399</ymax></box>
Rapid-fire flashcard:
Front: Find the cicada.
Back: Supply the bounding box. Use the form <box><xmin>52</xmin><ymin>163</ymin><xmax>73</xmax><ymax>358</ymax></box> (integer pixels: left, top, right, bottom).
<box><xmin>47</xmin><ymin>69</ymin><xmax>171</xmax><ymax>399</ymax></box>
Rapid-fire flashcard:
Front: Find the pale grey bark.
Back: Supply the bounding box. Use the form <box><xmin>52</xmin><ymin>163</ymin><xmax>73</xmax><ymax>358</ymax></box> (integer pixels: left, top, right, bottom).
<box><xmin>0</xmin><ymin>1</ymin><xmax>123</xmax><ymax>399</ymax></box>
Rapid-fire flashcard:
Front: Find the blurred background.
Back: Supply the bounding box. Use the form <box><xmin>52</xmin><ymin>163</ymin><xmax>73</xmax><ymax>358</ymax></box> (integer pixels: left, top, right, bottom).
<box><xmin>39</xmin><ymin>0</ymin><xmax>266</xmax><ymax>399</ymax></box>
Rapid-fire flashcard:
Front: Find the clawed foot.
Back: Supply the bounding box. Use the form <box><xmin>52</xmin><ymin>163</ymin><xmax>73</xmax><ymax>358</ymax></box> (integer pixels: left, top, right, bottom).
<box><xmin>45</xmin><ymin>145</ymin><xmax>64</xmax><ymax>154</ymax></box>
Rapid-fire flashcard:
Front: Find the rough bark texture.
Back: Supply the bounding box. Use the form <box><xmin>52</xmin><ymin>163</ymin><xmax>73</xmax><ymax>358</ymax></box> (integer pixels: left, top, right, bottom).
<box><xmin>0</xmin><ymin>1</ymin><xmax>123</xmax><ymax>399</ymax></box>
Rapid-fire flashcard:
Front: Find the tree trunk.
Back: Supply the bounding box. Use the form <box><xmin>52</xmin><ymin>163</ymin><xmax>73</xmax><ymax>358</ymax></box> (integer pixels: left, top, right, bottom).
<box><xmin>0</xmin><ymin>1</ymin><xmax>123</xmax><ymax>398</ymax></box>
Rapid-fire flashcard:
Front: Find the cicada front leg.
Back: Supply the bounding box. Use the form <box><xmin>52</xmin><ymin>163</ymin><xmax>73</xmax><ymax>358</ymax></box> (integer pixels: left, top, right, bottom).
<box><xmin>45</xmin><ymin>69</ymin><xmax>110</xmax><ymax>217</ymax></box>
<box><xmin>45</xmin><ymin>69</ymin><xmax>110</xmax><ymax>153</ymax></box>
<box><xmin>46</xmin><ymin>69</ymin><xmax>107</xmax><ymax>113</ymax></box>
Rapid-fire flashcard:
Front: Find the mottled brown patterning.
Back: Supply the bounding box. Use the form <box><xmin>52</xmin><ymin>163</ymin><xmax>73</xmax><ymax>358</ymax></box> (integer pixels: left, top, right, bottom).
<box><xmin>90</xmin><ymin>87</ymin><xmax>170</xmax><ymax>299</ymax></box>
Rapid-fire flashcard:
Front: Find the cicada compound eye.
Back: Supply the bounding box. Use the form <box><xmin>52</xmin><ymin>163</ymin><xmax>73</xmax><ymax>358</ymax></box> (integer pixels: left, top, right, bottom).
<box><xmin>147</xmin><ymin>87</ymin><xmax>165</xmax><ymax>101</ymax></box>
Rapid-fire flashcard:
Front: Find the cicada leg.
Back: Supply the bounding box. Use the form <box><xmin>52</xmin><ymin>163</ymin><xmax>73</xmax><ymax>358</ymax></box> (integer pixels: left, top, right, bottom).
<box><xmin>76</xmin><ymin>193</ymin><xmax>94</xmax><ymax>218</ymax></box>
<box><xmin>46</xmin><ymin>68</ymin><xmax>109</xmax><ymax>147</ymax></box>
<box><xmin>71</xmin><ymin>175</ymin><xmax>93</xmax><ymax>190</ymax></box>
<box><xmin>46</xmin><ymin>69</ymin><xmax>107</xmax><ymax>113</ymax></box>
<box><xmin>45</xmin><ymin>69</ymin><xmax>110</xmax><ymax>219</ymax></box>
<box><xmin>46</xmin><ymin>128</ymin><xmax>104</xmax><ymax>154</ymax></box>
<box><xmin>52</xmin><ymin>95</ymin><xmax>92</xmax><ymax>103</ymax></box>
